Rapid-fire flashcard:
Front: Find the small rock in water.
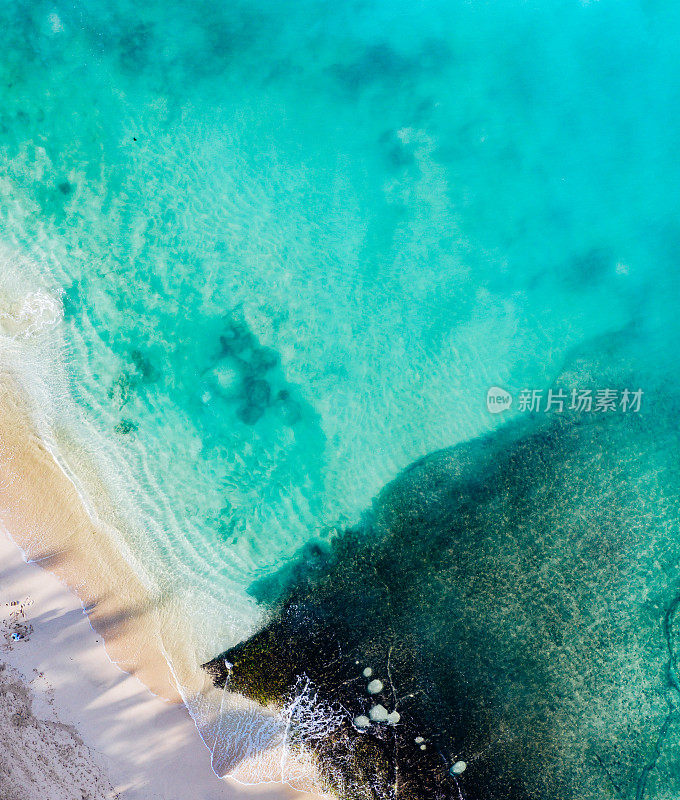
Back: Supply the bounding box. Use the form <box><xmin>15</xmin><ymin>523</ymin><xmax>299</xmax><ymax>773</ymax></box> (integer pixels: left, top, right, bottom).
<box><xmin>367</xmin><ymin>679</ymin><xmax>383</xmax><ymax>694</ymax></box>
<box><xmin>353</xmin><ymin>715</ymin><xmax>370</xmax><ymax>729</ymax></box>
<box><xmin>114</xmin><ymin>418</ymin><xmax>138</xmax><ymax>435</ymax></box>
<box><xmin>363</xmin><ymin>667</ymin><xmax>373</xmax><ymax>677</ymax></box>
<box><xmin>387</xmin><ymin>710</ymin><xmax>400</xmax><ymax>725</ymax></box>
<box><xmin>245</xmin><ymin>377</ymin><xmax>271</xmax><ymax>406</ymax></box>
<box><xmin>450</xmin><ymin>761</ymin><xmax>467</xmax><ymax>775</ymax></box>
<box><xmin>368</xmin><ymin>704</ymin><xmax>388</xmax><ymax>722</ymax></box>
<box><xmin>237</xmin><ymin>403</ymin><xmax>264</xmax><ymax>425</ymax></box>
<box><xmin>415</xmin><ymin>736</ymin><xmax>425</xmax><ymax>744</ymax></box>
<box><xmin>420</xmin><ymin>744</ymin><xmax>427</xmax><ymax>751</ymax></box>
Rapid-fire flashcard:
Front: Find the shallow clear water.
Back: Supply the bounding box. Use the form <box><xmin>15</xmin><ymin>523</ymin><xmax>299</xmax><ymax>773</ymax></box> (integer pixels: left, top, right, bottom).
<box><xmin>1</xmin><ymin>0</ymin><xmax>679</xmax><ymax>791</ymax></box>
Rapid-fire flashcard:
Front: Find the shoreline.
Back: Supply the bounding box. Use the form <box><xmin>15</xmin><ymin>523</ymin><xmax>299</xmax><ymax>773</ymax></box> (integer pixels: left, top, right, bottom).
<box><xmin>0</xmin><ymin>370</ymin><xmax>328</xmax><ymax>799</ymax></box>
<box><xmin>0</xmin><ymin>528</ymin><xmax>323</xmax><ymax>800</ymax></box>
<box><xmin>0</xmin><ymin>372</ymin><xmax>185</xmax><ymax>700</ymax></box>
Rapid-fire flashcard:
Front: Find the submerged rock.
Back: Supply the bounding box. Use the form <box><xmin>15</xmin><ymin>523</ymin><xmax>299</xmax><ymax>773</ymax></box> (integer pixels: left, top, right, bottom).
<box><xmin>114</xmin><ymin>418</ymin><xmax>137</xmax><ymax>435</ymax></box>
<box><xmin>369</xmin><ymin>704</ymin><xmax>389</xmax><ymax>722</ymax></box>
<box><xmin>244</xmin><ymin>377</ymin><xmax>271</xmax><ymax>408</ymax></box>
<box><xmin>204</xmin><ymin>333</ymin><xmax>680</xmax><ymax>800</ymax></box>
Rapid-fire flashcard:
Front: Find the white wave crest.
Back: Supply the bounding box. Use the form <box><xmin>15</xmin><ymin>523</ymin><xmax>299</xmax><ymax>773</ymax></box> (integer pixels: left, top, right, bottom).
<box><xmin>15</xmin><ymin>290</ymin><xmax>63</xmax><ymax>337</ymax></box>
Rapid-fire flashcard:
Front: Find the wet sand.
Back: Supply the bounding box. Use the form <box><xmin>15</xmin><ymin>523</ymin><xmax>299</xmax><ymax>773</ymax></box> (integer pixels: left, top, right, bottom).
<box><xmin>0</xmin><ymin>371</ymin><xmax>327</xmax><ymax>799</ymax></box>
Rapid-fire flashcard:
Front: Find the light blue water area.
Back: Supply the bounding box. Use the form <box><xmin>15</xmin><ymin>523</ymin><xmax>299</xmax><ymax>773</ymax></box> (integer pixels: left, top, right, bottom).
<box><xmin>0</xmin><ymin>0</ymin><xmax>679</xmax><ymax>653</ymax></box>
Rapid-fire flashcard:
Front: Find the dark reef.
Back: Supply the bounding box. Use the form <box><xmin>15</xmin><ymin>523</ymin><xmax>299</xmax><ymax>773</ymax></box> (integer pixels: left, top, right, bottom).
<box><xmin>205</xmin><ymin>333</ymin><xmax>680</xmax><ymax>800</ymax></box>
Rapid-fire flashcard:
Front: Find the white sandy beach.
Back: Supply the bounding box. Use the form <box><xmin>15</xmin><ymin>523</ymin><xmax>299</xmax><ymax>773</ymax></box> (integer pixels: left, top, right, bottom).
<box><xmin>0</xmin><ymin>528</ymin><xmax>326</xmax><ymax>800</ymax></box>
<box><xmin>0</xmin><ymin>371</ymin><xmax>327</xmax><ymax>799</ymax></box>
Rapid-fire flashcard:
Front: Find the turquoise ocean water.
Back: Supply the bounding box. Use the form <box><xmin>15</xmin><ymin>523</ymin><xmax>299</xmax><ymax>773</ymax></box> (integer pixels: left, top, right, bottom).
<box><xmin>1</xmin><ymin>0</ymin><xmax>679</xmax><ymax>794</ymax></box>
